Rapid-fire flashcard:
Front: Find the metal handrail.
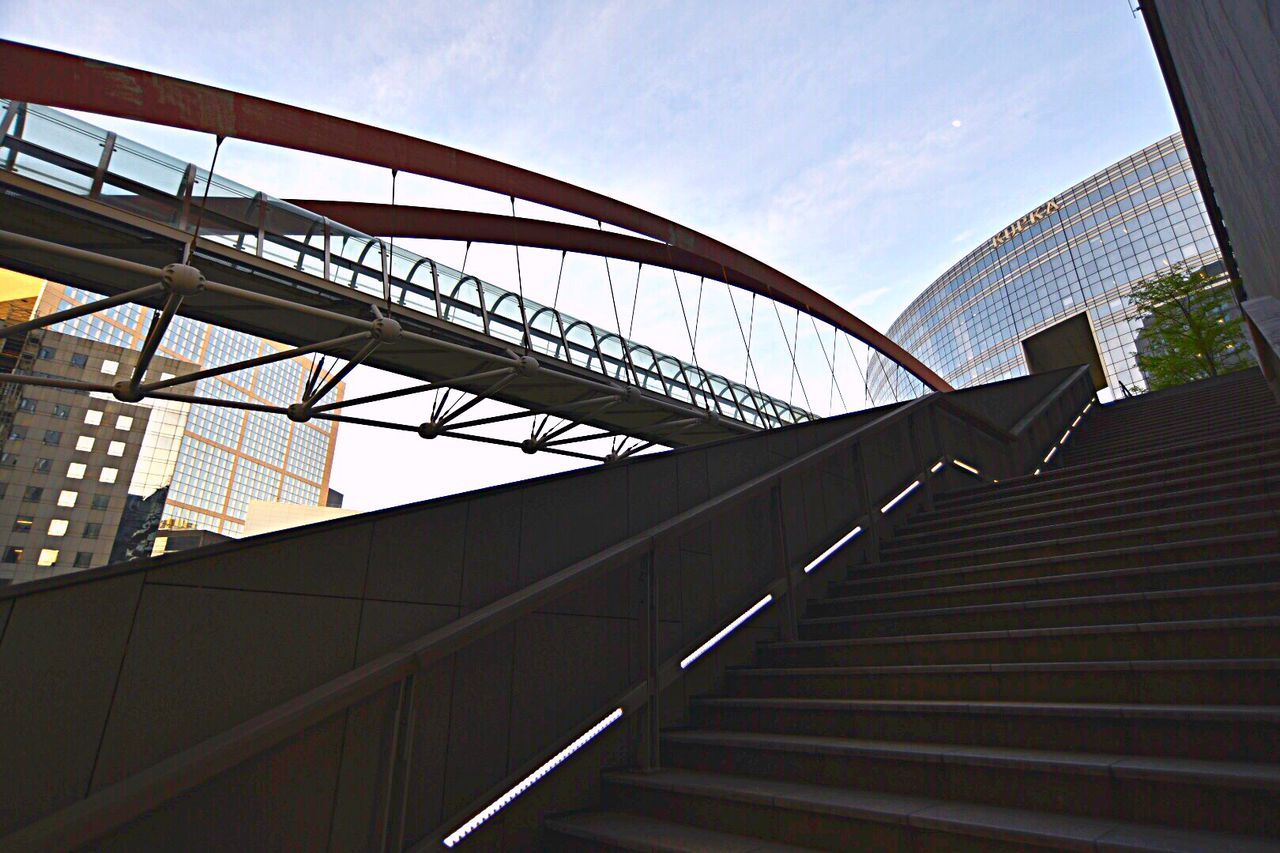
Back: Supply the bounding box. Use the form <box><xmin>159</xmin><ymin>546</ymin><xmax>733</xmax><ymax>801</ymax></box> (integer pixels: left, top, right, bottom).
<box><xmin>0</xmin><ymin>366</ymin><xmax>1092</xmax><ymax>850</ymax></box>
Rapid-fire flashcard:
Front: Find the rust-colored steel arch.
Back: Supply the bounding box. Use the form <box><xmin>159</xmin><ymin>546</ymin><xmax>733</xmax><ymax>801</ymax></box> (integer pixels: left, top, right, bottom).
<box><xmin>287</xmin><ymin>201</ymin><xmax>786</xmax><ymax>301</ymax></box>
<box><xmin>0</xmin><ymin>39</ymin><xmax>950</xmax><ymax>391</ymax></box>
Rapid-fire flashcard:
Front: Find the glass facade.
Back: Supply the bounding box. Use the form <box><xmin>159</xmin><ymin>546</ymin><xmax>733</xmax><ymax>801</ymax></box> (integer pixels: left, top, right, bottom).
<box><xmin>868</xmin><ymin>134</ymin><xmax>1222</xmax><ymax>404</ymax></box>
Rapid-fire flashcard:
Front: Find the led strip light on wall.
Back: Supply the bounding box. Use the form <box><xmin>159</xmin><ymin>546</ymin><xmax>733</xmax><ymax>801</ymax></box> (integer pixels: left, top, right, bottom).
<box><xmin>443</xmin><ymin>708</ymin><xmax>625</xmax><ymax>847</ymax></box>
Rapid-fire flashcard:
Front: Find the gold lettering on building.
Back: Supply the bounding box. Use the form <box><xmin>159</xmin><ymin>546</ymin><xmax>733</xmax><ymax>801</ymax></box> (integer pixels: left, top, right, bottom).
<box><xmin>991</xmin><ymin>199</ymin><xmax>1062</xmax><ymax>249</ymax></box>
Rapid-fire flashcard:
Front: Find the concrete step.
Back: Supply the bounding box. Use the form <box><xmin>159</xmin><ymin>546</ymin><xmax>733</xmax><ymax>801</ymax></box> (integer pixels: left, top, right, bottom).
<box><xmin>723</xmin><ymin>658</ymin><xmax>1280</xmax><ymax>704</ymax></box>
<box><xmin>883</xmin><ymin>496</ymin><xmax>1280</xmax><ymax>560</ymax></box>
<box><xmin>864</xmin><ymin>515</ymin><xmax>1280</xmax><ymax>575</ymax></box>
<box><xmin>690</xmin><ymin>697</ymin><xmax>1280</xmax><ymax>762</ymax></box>
<box><xmin>766</xmin><ymin>616</ymin><xmax>1280</xmax><ymax>667</ymax></box>
<box><xmin>822</xmin><ymin>555</ymin><xmax>1280</xmax><ymax>614</ymax></box>
<box><xmin>661</xmin><ymin>730</ymin><xmax>1280</xmax><ymax>835</ymax></box>
<box><xmin>1098</xmin><ymin>370</ymin><xmax>1270</xmax><ymax>408</ymax></box>
<box><xmin>897</xmin><ymin>473</ymin><xmax>1280</xmax><ymax>541</ymax></box>
<box><xmin>932</xmin><ymin>434</ymin><xmax>1280</xmax><ymax>509</ymax></box>
<box><xmin>833</xmin><ymin>541</ymin><xmax>1280</xmax><ymax>597</ymax></box>
<box><xmin>544</xmin><ymin>810</ymin><xmax>814</xmax><ymax>852</ymax></box>
<box><xmin>601</xmin><ymin>768</ymin><xmax>1280</xmax><ymax>852</ymax></box>
<box><xmin>1096</xmin><ymin>395</ymin><xmax>1277</xmax><ymax>425</ymax></box>
<box><xmin>798</xmin><ymin>580</ymin><xmax>1280</xmax><ymax>640</ymax></box>
<box><xmin>1064</xmin><ymin>419</ymin><xmax>1279</xmax><ymax>464</ymax></box>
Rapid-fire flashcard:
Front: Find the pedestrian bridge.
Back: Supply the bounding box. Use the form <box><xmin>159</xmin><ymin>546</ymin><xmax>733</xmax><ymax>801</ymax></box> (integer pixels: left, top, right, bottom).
<box><xmin>0</xmin><ymin>40</ymin><xmax>948</xmax><ymax>460</ymax></box>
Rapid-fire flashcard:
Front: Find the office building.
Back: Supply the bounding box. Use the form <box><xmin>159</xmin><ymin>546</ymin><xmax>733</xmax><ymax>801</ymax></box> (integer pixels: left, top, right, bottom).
<box><xmin>869</xmin><ymin>134</ymin><xmax>1226</xmax><ymax>403</ymax></box>
<box><xmin>0</xmin><ymin>271</ymin><xmax>344</xmax><ymax>582</ymax></box>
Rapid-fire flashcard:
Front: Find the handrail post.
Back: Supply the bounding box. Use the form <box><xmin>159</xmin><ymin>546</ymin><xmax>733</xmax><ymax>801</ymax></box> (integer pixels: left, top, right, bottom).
<box><xmin>851</xmin><ymin>441</ymin><xmax>880</xmax><ymax>563</ymax></box>
<box><xmin>769</xmin><ymin>482</ymin><xmax>800</xmax><ymax>642</ymax></box>
<box><xmin>908</xmin><ymin>409</ymin><xmax>934</xmax><ymax>512</ymax></box>
<box><xmin>377</xmin><ymin>673</ymin><xmax>417</xmax><ymax>853</ymax></box>
<box><xmin>640</xmin><ymin>545</ymin><xmax>660</xmax><ymax>771</ymax></box>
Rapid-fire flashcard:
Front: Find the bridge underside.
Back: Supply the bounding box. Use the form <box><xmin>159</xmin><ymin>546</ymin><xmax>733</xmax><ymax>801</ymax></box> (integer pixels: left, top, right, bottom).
<box><xmin>0</xmin><ymin>175</ymin><xmax>750</xmax><ymax>450</ymax></box>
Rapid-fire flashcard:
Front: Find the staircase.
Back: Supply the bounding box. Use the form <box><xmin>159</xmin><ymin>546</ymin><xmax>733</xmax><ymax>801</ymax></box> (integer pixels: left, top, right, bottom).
<box><xmin>547</xmin><ymin>370</ymin><xmax>1280</xmax><ymax>851</ymax></box>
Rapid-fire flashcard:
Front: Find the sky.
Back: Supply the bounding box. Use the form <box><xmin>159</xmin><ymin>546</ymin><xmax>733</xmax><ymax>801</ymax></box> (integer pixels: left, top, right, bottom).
<box><xmin>0</xmin><ymin>0</ymin><xmax>1179</xmax><ymax>511</ymax></box>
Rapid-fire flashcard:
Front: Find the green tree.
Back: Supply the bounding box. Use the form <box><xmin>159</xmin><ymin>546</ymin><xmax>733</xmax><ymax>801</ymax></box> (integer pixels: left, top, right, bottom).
<box><xmin>1130</xmin><ymin>264</ymin><xmax>1249</xmax><ymax>391</ymax></box>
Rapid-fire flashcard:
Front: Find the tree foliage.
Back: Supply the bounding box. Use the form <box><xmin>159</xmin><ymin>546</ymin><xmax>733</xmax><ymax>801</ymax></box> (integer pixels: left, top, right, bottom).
<box><xmin>1130</xmin><ymin>264</ymin><xmax>1249</xmax><ymax>391</ymax></box>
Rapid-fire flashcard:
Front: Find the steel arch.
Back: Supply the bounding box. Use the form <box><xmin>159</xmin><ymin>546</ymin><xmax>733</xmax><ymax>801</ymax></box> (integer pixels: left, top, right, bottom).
<box><xmin>0</xmin><ymin>39</ymin><xmax>949</xmax><ymax>393</ymax></box>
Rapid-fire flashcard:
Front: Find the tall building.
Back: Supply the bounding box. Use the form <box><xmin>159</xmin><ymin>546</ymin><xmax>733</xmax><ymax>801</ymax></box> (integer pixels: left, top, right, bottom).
<box><xmin>869</xmin><ymin>133</ymin><xmax>1226</xmax><ymax>404</ymax></box>
<box><xmin>0</xmin><ymin>271</ymin><xmax>344</xmax><ymax>584</ymax></box>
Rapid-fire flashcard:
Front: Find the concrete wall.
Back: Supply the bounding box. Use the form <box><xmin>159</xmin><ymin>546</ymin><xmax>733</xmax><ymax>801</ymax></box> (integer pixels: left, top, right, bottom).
<box><xmin>0</xmin><ymin>367</ymin><xmax>1092</xmax><ymax>850</ymax></box>
<box><xmin>1149</xmin><ymin>0</ymin><xmax>1280</xmax><ymax>304</ymax></box>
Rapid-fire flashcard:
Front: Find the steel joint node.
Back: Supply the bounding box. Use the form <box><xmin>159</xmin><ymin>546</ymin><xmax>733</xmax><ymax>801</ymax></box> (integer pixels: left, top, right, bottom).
<box><xmin>287</xmin><ymin>402</ymin><xmax>312</xmax><ymax>423</ymax></box>
<box><xmin>418</xmin><ymin>420</ymin><xmax>443</xmax><ymax>439</ymax></box>
<box><xmin>520</xmin><ymin>438</ymin><xmax>542</xmax><ymax>455</ymax></box>
<box><xmin>515</xmin><ymin>355</ymin><xmax>539</xmax><ymax>376</ymax></box>
<box><xmin>111</xmin><ymin>380</ymin><xmax>143</xmax><ymax>403</ymax></box>
<box><xmin>162</xmin><ymin>263</ymin><xmax>205</xmax><ymax>295</ymax></box>
<box><xmin>370</xmin><ymin>316</ymin><xmax>402</xmax><ymax>342</ymax></box>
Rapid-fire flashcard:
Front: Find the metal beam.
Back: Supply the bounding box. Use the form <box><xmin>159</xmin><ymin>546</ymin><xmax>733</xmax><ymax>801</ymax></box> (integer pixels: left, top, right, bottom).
<box><xmin>0</xmin><ymin>40</ymin><xmax>950</xmax><ymax>392</ymax></box>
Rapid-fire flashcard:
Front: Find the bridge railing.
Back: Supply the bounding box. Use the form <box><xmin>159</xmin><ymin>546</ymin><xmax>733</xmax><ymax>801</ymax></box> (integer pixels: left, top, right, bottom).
<box><xmin>0</xmin><ymin>365</ymin><xmax>1095</xmax><ymax>850</ymax></box>
<box><xmin>0</xmin><ymin>99</ymin><xmax>812</xmax><ymax>430</ymax></box>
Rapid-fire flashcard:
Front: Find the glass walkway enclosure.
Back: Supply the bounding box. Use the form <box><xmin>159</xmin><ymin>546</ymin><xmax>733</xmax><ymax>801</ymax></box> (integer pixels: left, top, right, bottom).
<box><xmin>0</xmin><ymin>100</ymin><xmax>818</xmax><ymax>453</ymax></box>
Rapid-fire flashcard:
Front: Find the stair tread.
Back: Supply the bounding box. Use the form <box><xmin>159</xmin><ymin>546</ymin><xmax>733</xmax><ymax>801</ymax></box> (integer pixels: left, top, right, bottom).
<box><xmin>889</xmin><ymin>494</ymin><xmax>1280</xmax><ymax>551</ymax></box>
<box><xmin>828</xmin><ymin>554</ymin><xmax>1280</xmax><ymax>603</ymax></box>
<box><xmin>911</xmin><ymin>476</ymin><xmax>1280</xmax><ymax>530</ymax></box>
<box><xmin>840</xmin><ymin>533</ymin><xmax>1279</xmax><ymax>588</ymax></box>
<box><xmin>772</xmin><ymin>615</ymin><xmax>1280</xmax><ymax>649</ymax></box>
<box><xmin>801</xmin><ymin>580</ymin><xmax>1280</xmax><ymax>627</ymax></box>
<box><xmin>936</xmin><ymin>448</ymin><xmax>1280</xmax><ymax>506</ymax></box>
<box><xmin>546</xmin><ymin>810</ymin><xmax>814</xmax><ymax>852</ymax></box>
<box><xmin>867</xmin><ymin>511</ymin><xmax>1280</xmax><ymax>567</ymax></box>
<box><xmin>732</xmin><ymin>657</ymin><xmax>1280</xmax><ymax>677</ymax></box>
<box><xmin>938</xmin><ymin>429</ymin><xmax>1280</xmax><ymax>496</ymax></box>
<box><xmin>603</xmin><ymin>769</ymin><xmax>1280</xmax><ymax>852</ymax></box>
<box><xmin>691</xmin><ymin>696</ymin><xmax>1280</xmax><ymax>723</ymax></box>
<box><xmin>663</xmin><ymin>729</ymin><xmax>1280</xmax><ymax>788</ymax></box>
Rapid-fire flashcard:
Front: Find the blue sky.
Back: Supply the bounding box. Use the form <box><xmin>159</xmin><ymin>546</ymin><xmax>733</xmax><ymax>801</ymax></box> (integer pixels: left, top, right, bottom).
<box><xmin>1</xmin><ymin>1</ymin><xmax>1179</xmax><ymax>507</ymax></box>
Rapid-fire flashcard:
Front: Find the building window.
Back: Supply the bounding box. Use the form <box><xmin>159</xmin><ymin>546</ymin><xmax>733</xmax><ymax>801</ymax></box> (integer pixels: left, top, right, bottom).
<box><xmin>17</xmin><ymin>398</ymin><xmax>36</xmax><ymax>413</ymax></box>
<box><xmin>75</xmin><ymin>436</ymin><xmax>95</xmax><ymax>452</ymax></box>
<box><xmin>107</xmin><ymin>440</ymin><xmax>125</xmax><ymax>457</ymax></box>
<box><xmin>7</xmin><ymin>427</ymin><xmax>25</xmax><ymax>441</ymax></box>
<box><xmin>43</xmin><ymin>430</ymin><xmax>62</xmax><ymax>445</ymax></box>
<box><xmin>0</xmin><ymin>452</ymin><xmax>16</xmax><ymax>467</ymax></box>
<box><xmin>67</xmin><ymin>462</ymin><xmax>86</xmax><ymax>480</ymax></box>
<box><xmin>12</xmin><ymin>516</ymin><xmax>33</xmax><ymax>533</ymax></box>
<box><xmin>37</xmin><ymin>549</ymin><xmax>59</xmax><ymax>567</ymax></box>
<box><xmin>71</xmin><ymin>353</ymin><xmax>89</xmax><ymax>368</ymax></box>
<box><xmin>84</xmin><ymin>410</ymin><xmax>103</xmax><ymax>426</ymax></box>
<box><xmin>34</xmin><ymin>458</ymin><xmax>52</xmax><ymax>473</ymax></box>
<box><xmin>3</xmin><ymin>547</ymin><xmax>24</xmax><ymax>563</ymax></box>
<box><xmin>74</xmin><ymin>551</ymin><xmax>93</xmax><ymax>568</ymax></box>
<box><xmin>38</xmin><ymin>346</ymin><xmax>56</xmax><ymax>359</ymax></box>
<box><xmin>47</xmin><ymin>519</ymin><xmax>68</xmax><ymax>537</ymax></box>
<box><xmin>100</xmin><ymin>360</ymin><xmax>119</xmax><ymax>376</ymax></box>
<box><xmin>115</xmin><ymin>415</ymin><xmax>133</xmax><ymax>431</ymax></box>
<box><xmin>91</xmin><ymin>494</ymin><xmax>110</xmax><ymax>510</ymax></box>
<box><xmin>52</xmin><ymin>404</ymin><xmax>70</xmax><ymax>419</ymax></box>
<box><xmin>22</xmin><ymin>486</ymin><xmax>43</xmax><ymax>502</ymax></box>
<box><xmin>83</xmin><ymin>522</ymin><xmax>101</xmax><ymax>539</ymax></box>
<box><xmin>0</xmin><ymin>482</ymin><xmax>6</xmax><ymax>498</ymax></box>
<box><xmin>57</xmin><ymin>489</ymin><xmax>78</xmax><ymax>507</ymax></box>
<box><xmin>99</xmin><ymin>467</ymin><xmax>118</xmax><ymax>484</ymax></box>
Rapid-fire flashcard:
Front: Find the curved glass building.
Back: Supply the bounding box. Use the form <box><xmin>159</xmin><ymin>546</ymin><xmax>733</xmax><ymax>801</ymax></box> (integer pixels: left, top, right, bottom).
<box><xmin>869</xmin><ymin>134</ymin><xmax>1223</xmax><ymax>403</ymax></box>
